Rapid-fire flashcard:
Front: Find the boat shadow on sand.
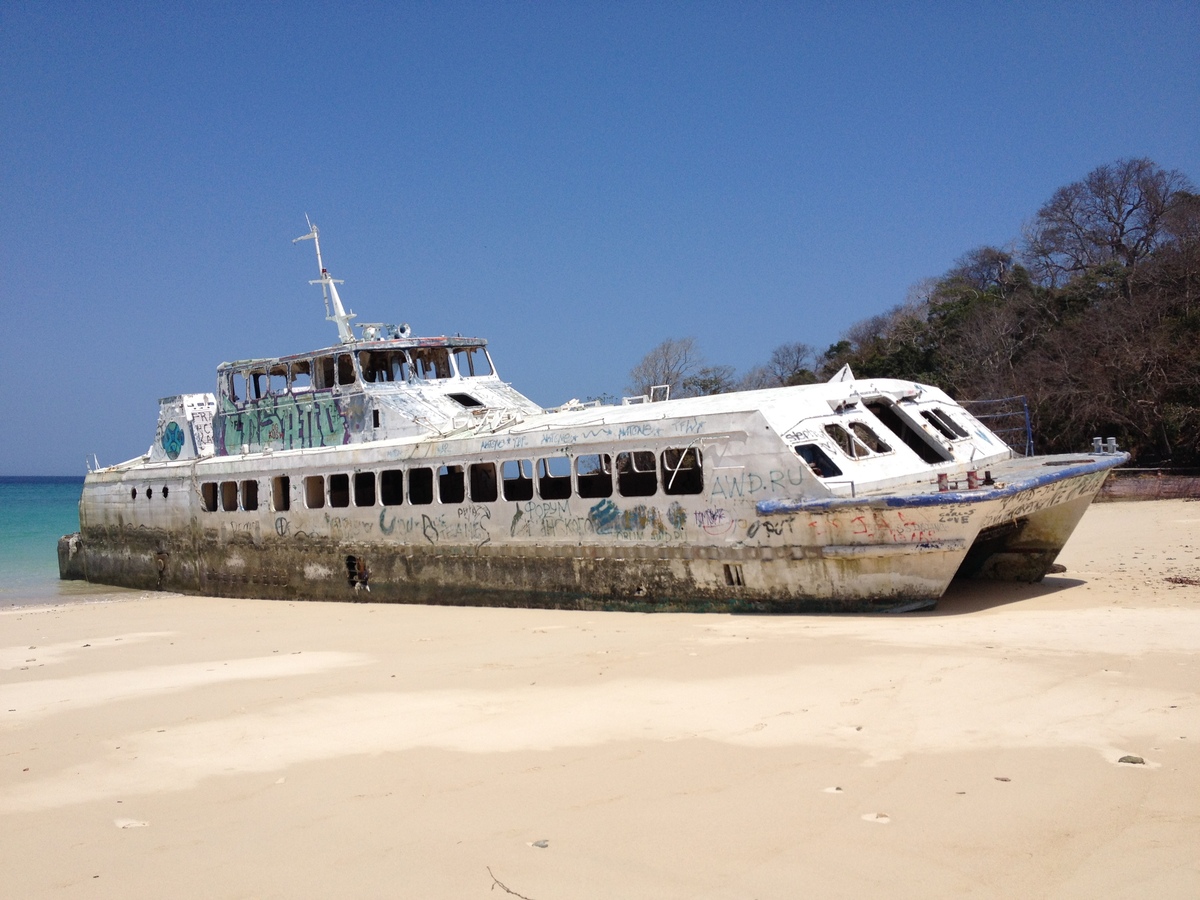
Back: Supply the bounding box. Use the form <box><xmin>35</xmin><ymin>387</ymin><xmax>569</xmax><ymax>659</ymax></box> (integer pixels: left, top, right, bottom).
<box><xmin>925</xmin><ymin>574</ymin><xmax>1087</xmax><ymax>615</ymax></box>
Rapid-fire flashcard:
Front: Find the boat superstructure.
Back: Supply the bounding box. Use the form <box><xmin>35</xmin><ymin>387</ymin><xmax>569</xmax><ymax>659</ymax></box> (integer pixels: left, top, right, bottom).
<box><xmin>60</xmin><ymin>226</ymin><xmax>1127</xmax><ymax>611</ymax></box>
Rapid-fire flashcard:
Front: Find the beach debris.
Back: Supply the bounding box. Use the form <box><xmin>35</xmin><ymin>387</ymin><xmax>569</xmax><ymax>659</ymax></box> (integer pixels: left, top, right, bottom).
<box><xmin>487</xmin><ymin>866</ymin><xmax>538</xmax><ymax>899</ymax></box>
<box><xmin>861</xmin><ymin>813</ymin><xmax>891</xmax><ymax>824</ymax></box>
<box><xmin>994</xmin><ymin>776</ymin><xmax>1011</xmax><ymax>782</ymax></box>
<box><xmin>1118</xmin><ymin>755</ymin><xmax>1146</xmax><ymax>765</ymax></box>
<box><xmin>530</xmin><ymin>839</ymin><xmax>549</xmax><ymax>849</ymax></box>
<box><xmin>114</xmin><ymin>819</ymin><xmax>149</xmax><ymax>829</ymax></box>
<box><xmin>823</xmin><ymin>786</ymin><xmax>843</xmax><ymax>793</ymax></box>
<box><xmin>1165</xmin><ymin>576</ymin><xmax>1200</xmax><ymax>586</ymax></box>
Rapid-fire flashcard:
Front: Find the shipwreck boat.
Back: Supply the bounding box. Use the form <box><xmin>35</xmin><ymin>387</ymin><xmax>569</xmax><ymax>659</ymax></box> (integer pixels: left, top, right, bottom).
<box><xmin>59</xmin><ymin>225</ymin><xmax>1128</xmax><ymax>612</ymax></box>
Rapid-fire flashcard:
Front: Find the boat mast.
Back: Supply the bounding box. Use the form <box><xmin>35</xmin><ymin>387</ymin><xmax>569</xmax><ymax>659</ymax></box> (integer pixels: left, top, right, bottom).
<box><xmin>293</xmin><ymin>218</ymin><xmax>356</xmax><ymax>343</ymax></box>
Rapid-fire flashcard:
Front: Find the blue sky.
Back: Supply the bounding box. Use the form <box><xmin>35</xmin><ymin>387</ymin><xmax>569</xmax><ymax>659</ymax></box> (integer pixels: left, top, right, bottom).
<box><xmin>2</xmin><ymin>2</ymin><xmax>1197</xmax><ymax>474</ymax></box>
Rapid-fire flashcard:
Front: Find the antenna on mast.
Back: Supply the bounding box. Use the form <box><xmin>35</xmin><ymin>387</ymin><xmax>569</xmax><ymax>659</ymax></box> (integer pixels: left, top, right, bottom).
<box><xmin>293</xmin><ymin>216</ymin><xmax>357</xmax><ymax>343</ymax></box>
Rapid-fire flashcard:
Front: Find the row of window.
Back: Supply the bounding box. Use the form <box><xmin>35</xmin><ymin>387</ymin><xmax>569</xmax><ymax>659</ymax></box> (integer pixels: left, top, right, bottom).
<box><xmin>200</xmin><ymin>448</ymin><xmax>704</xmax><ymax>513</ymax></box>
<box><xmin>794</xmin><ymin>405</ymin><xmax>973</xmax><ymax>478</ymax></box>
<box><xmin>223</xmin><ymin>345</ymin><xmax>494</xmax><ymax>404</ymax></box>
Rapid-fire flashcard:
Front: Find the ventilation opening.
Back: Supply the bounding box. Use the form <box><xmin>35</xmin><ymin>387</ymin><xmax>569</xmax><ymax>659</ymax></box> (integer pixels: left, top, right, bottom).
<box><xmin>724</xmin><ymin>563</ymin><xmax>745</xmax><ymax>587</ymax></box>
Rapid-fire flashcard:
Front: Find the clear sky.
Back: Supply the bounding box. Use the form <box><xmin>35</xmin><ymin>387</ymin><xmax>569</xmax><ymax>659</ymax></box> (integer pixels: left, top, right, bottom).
<box><xmin>2</xmin><ymin>2</ymin><xmax>1197</xmax><ymax>475</ymax></box>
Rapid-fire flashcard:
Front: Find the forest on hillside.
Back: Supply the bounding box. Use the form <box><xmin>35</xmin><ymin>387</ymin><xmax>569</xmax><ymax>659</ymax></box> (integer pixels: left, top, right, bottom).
<box><xmin>626</xmin><ymin>158</ymin><xmax>1200</xmax><ymax>466</ymax></box>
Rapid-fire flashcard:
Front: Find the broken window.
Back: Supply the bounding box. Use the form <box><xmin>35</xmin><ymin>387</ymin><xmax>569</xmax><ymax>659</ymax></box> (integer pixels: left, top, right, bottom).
<box><xmin>537</xmin><ymin>457</ymin><xmax>572</xmax><ymax>500</ymax></box>
<box><xmin>272</xmin><ymin>475</ymin><xmax>290</xmax><ymax>511</ymax></box>
<box><xmin>824</xmin><ymin>424</ymin><xmax>872</xmax><ymax>459</ymax></box>
<box><xmin>865</xmin><ymin>399</ymin><xmax>952</xmax><ymax>463</ymax></box>
<box><xmin>201</xmin><ymin>482</ymin><xmax>218</xmax><ymax>512</ymax></box>
<box><xmin>438</xmin><ymin>465</ymin><xmax>465</xmax><ymax>504</ymax></box>
<box><xmin>662</xmin><ymin>448</ymin><xmax>703</xmax><ymax>495</ymax></box>
<box><xmin>849</xmin><ymin>422</ymin><xmax>891</xmax><ymax>454</ymax></box>
<box><xmin>241</xmin><ymin>480</ymin><xmax>259</xmax><ymax>511</ymax></box>
<box><xmin>448</xmin><ymin>393</ymin><xmax>484</xmax><ymax>408</ymax></box>
<box><xmin>380</xmin><ymin>469</ymin><xmax>403</xmax><ymax>505</ymax></box>
<box><xmin>329</xmin><ymin>473</ymin><xmax>350</xmax><ymax>508</ymax></box>
<box><xmin>453</xmin><ymin>346</ymin><xmax>493</xmax><ymax>377</ymax></box>
<box><xmin>268</xmin><ymin>365</ymin><xmax>288</xmax><ymax>395</ymax></box>
<box><xmin>231</xmin><ymin>372</ymin><xmax>248</xmax><ymax>404</ymax></box>
<box><xmin>616</xmin><ymin>451</ymin><xmax>658</xmax><ymax>497</ymax></box>
<box><xmin>249</xmin><ymin>370</ymin><xmax>268</xmax><ymax>400</ymax></box>
<box><xmin>336</xmin><ymin>354</ymin><xmax>357</xmax><ymax>387</ymax></box>
<box><xmin>316</xmin><ymin>356</ymin><xmax>336</xmax><ymax>390</ymax></box>
<box><xmin>794</xmin><ymin>444</ymin><xmax>843</xmax><ymax>478</ymax></box>
<box><xmin>410</xmin><ymin>347</ymin><xmax>452</xmax><ymax>380</ymax></box>
<box><xmin>221</xmin><ymin>481</ymin><xmax>239</xmax><ymax>512</ymax></box>
<box><xmin>501</xmin><ymin>459</ymin><xmax>534</xmax><ymax>501</ymax></box>
<box><xmin>408</xmin><ymin>467</ymin><xmax>434</xmax><ymax>505</ymax></box>
<box><xmin>575</xmin><ymin>454</ymin><xmax>613</xmax><ymax>498</ymax></box>
<box><xmin>469</xmin><ymin>463</ymin><xmax>498</xmax><ymax>503</ymax></box>
<box><xmin>305</xmin><ymin>475</ymin><xmax>326</xmax><ymax>509</ymax></box>
<box><xmin>922</xmin><ymin>407</ymin><xmax>970</xmax><ymax>440</ymax></box>
<box><xmin>289</xmin><ymin>360</ymin><xmax>312</xmax><ymax>392</ymax></box>
<box><xmin>354</xmin><ymin>472</ymin><xmax>376</xmax><ymax>507</ymax></box>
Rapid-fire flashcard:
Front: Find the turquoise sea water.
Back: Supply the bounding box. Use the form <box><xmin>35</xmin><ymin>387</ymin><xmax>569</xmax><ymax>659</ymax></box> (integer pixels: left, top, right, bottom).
<box><xmin>0</xmin><ymin>476</ymin><xmax>94</xmax><ymax>605</ymax></box>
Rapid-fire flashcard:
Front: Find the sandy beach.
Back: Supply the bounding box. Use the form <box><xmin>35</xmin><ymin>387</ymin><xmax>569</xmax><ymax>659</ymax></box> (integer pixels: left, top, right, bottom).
<box><xmin>2</xmin><ymin>500</ymin><xmax>1197</xmax><ymax>898</ymax></box>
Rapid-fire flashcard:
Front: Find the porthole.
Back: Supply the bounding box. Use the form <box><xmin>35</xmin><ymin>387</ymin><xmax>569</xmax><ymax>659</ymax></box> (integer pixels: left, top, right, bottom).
<box><xmin>147</xmin><ymin>487</ymin><xmax>154</xmax><ymax>499</ymax></box>
<box><xmin>163</xmin><ymin>486</ymin><xmax>170</xmax><ymax>499</ymax></box>
<box><xmin>131</xmin><ymin>487</ymin><xmax>138</xmax><ymax>500</ymax></box>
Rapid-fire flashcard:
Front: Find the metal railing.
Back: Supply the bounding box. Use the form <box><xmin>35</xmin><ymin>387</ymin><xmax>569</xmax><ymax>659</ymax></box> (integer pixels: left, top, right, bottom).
<box><xmin>961</xmin><ymin>395</ymin><xmax>1034</xmax><ymax>456</ymax></box>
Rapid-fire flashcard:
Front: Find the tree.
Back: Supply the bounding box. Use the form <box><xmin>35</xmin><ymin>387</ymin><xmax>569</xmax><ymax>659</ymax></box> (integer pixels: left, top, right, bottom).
<box><xmin>766</xmin><ymin>342</ymin><xmax>818</xmax><ymax>385</ymax></box>
<box><xmin>626</xmin><ymin>337</ymin><xmax>703</xmax><ymax>398</ymax></box>
<box><xmin>681</xmin><ymin>365</ymin><xmax>737</xmax><ymax>396</ymax></box>
<box><xmin>1022</xmin><ymin>157</ymin><xmax>1193</xmax><ymax>290</ymax></box>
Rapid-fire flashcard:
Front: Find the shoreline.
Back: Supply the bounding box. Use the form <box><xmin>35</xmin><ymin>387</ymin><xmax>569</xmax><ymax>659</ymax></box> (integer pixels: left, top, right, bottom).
<box><xmin>2</xmin><ymin>500</ymin><xmax>1197</xmax><ymax>897</ymax></box>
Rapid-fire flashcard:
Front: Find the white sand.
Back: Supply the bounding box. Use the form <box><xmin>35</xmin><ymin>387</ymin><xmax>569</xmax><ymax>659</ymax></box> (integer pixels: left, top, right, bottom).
<box><xmin>2</xmin><ymin>501</ymin><xmax>1197</xmax><ymax>898</ymax></box>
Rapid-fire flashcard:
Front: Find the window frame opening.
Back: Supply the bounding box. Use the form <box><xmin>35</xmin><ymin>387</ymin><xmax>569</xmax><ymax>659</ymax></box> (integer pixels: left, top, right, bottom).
<box><xmin>289</xmin><ymin>359</ymin><xmax>312</xmax><ymax>392</ymax></box>
<box><xmin>304</xmin><ymin>475</ymin><xmax>326</xmax><ymax>509</ymax></box>
<box><xmin>328</xmin><ymin>473</ymin><xmax>351</xmax><ymax>508</ymax></box>
<box><xmin>537</xmin><ymin>456</ymin><xmax>572</xmax><ymax>500</ymax></box>
<box><xmin>794</xmin><ymin>444</ymin><xmax>843</xmax><ymax>478</ymax></box>
<box><xmin>922</xmin><ymin>407</ymin><xmax>970</xmax><ymax>440</ymax></box>
<box><xmin>241</xmin><ymin>479</ymin><xmax>259</xmax><ymax>511</ymax></box>
<box><xmin>865</xmin><ymin>398</ymin><xmax>953</xmax><ymax>464</ymax></box>
<box><xmin>438</xmin><ymin>464</ymin><xmax>466</xmax><ymax>504</ymax></box>
<box><xmin>354</xmin><ymin>472</ymin><xmax>376</xmax><ymax>507</ymax></box>
<box><xmin>452</xmin><ymin>346</ymin><xmax>494</xmax><ymax>377</ymax></box>
<box><xmin>380</xmin><ymin>469</ymin><xmax>404</xmax><ymax>506</ymax></box>
<box><xmin>501</xmin><ymin>459</ymin><xmax>534</xmax><ymax>501</ymax></box>
<box><xmin>662</xmin><ymin>447</ymin><xmax>703</xmax><ymax>495</ymax></box>
<box><xmin>575</xmin><ymin>453</ymin><xmax>613</xmax><ymax>499</ymax></box>
<box><xmin>410</xmin><ymin>347</ymin><xmax>453</xmax><ymax>380</ymax></box>
<box><xmin>408</xmin><ymin>467</ymin><xmax>434</xmax><ymax>505</ymax></box>
<box><xmin>469</xmin><ymin>462</ymin><xmax>498</xmax><ymax>503</ymax></box>
<box><xmin>220</xmin><ymin>481</ymin><xmax>239</xmax><ymax>512</ymax></box>
<box><xmin>272</xmin><ymin>475</ymin><xmax>291</xmax><ymax>511</ymax></box>
<box><xmin>616</xmin><ymin>450</ymin><xmax>658</xmax><ymax>497</ymax></box>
